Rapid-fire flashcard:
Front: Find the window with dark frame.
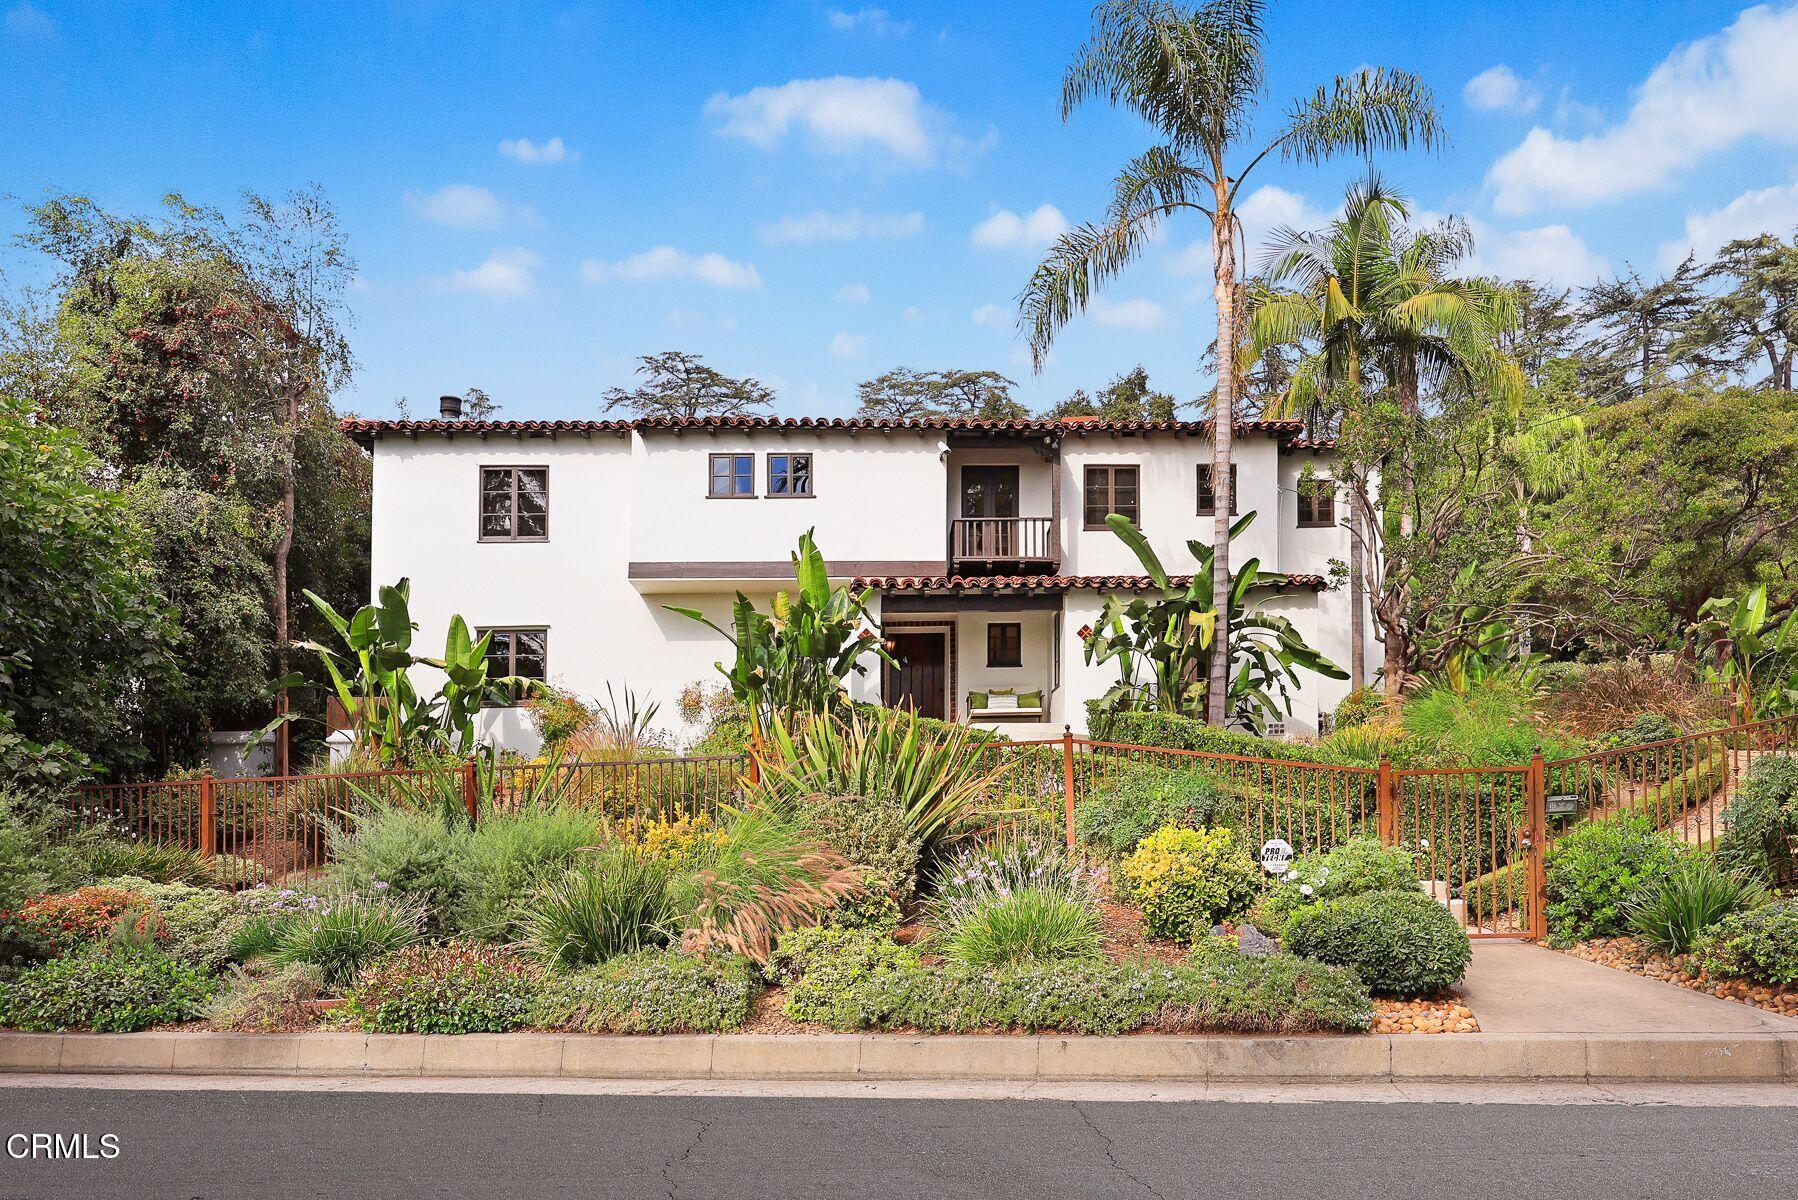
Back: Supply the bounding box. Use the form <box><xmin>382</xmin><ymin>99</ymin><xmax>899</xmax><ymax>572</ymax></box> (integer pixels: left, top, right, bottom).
<box><xmin>708</xmin><ymin>453</ymin><xmax>754</xmax><ymax>497</ymax></box>
<box><xmin>479</xmin><ymin>467</ymin><xmax>548</xmax><ymax>541</ymax></box>
<box><xmin>1195</xmin><ymin>463</ymin><xmax>1239</xmax><ymax>515</ymax></box>
<box><xmin>1082</xmin><ymin>465</ymin><xmax>1140</xmax><ymax>529</ymax></box>
<box><xmin>767</xmin><ymin>452</ymin><xmax>813</xmax><ymax>497</ymax></box>
<box><xmin>477</xmin><ymin>627</ymin><xmax>548</xmax><ymax>705</ymax></box>
<box><xmin>987</xmin><ymin>622</ymin><xmax>1022</xmax><ymax>668</ymax></box>
<box><xmin>1297</xmin><ymin>478</ymin><xmax>1337</xmax><ymax>527</ymax></box>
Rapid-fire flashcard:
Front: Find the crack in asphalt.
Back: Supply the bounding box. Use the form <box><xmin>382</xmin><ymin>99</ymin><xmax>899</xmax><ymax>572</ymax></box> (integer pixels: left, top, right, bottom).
<box><xmin>1072</xmin><ymin>1102</ymin><xmax>1165</xmax><ymax>1200</ymax></box>
<box><xmin>660</xmin><ymin>1113</ymin><xmax>716</xmax><ymax>1200</ymax></box>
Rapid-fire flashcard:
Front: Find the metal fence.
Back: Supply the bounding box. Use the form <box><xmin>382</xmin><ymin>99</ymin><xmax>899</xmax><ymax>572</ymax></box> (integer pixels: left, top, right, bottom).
<box><xmin>69</xmin><ymin>715</ymin><xmax>1797</xmax><ymax>928</ymax></box>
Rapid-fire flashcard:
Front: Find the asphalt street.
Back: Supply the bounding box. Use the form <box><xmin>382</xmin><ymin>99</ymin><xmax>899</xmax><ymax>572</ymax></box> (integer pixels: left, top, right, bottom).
<box><xmin>1</xmin><ymin>1084</ymin><xmax>1795</xmax><ymax>1199</ymax></box>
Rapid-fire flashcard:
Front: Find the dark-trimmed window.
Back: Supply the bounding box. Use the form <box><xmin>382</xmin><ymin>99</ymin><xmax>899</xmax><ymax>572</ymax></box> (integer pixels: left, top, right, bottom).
<box><xmin>708</xmin><ymin>453</ymin><xmax>754</xmax><ymax>498</ymax></box>
<box><xmin>767</xmin><ymin>452</ymin><xmax>813</xmax><ymax>497</ymax></box>
<box><xmin>1196</xmin><ymin>464</ymin><xmax>1239</xmax><ymax>516</ymax></box>
<box><xmin>1083</xmin><ymin>465</ymin><xmax>1139</xmax><ymax>529</ymax></box>
<box><xmin>478</xmin><ymin>627</ymin><xmax>548</xmax><ymax>704</ymax></box>
<box><xmin>987</xmin><ymin>622</ymin><xmax>1022</xmax><ymax>668</ymax></box>
<box><xmin>1298</xmin><ymin>478</ymin><xmax>1336</xmax><ymax>528</ymax></box>
<box><xmin>480</xmin><ymin>467</ymin><xmax>548</xmax><ymax>541</ymax></box>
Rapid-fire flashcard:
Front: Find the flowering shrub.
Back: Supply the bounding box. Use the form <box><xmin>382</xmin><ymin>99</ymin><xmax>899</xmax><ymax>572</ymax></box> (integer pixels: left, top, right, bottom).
<box><xmin>349</xmin><ymin>942</ymin><xmax>544</xmax><ymax>1034</ymax></box>
<box><xmin>1282</xmin><ymin>889</ymin><xmax>1472</xmax><ymax>997</ymax></box>
<box><xmin>17</xmin><ymin>885</ymin><xmax>147</xmax><ymax>944</ymax></box>
<box><xmin>1696</xmin><ymin>898</ymin><xmax>1798</xmax><ymax>986</ymax></box>
<box><xmin>1254</xmin><ymin>838</ymin><xmax>1420</xmax><ymax>933</ymax></box>
<box><xmin>100</xmin><ymin>877</ymin><xmax>243</xmax><ymax>970</ymax></box>
<box><xmin>0</xmin><ymin>945</ymin><xmax>216</xmax><ymax>1032</ymax></box>
<box><xmin>613</xmin><ymin>812</ymin><xmax>726</xmax><ymax>867</ymax></box>
<box><xmin>531</xmin><ymin>949</ymin><xmax>759</xmax><ymax>1033</ymax></box>
<box><xmin>1118</xmin><ymin>826</ymin><xmax>1259</xmax><ymax>940</ymax></box>
<box><xmin>928</xmin><ymin>839</ymin><xmax>1095</xmax><ymax>923</ymax></box>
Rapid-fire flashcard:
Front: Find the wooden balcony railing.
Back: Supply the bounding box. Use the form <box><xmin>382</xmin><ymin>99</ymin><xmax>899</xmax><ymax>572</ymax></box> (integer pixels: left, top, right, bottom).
<box><xmin>950</xmin><ymin>516</ymin><xmax>1059</xmax><ymax>566</ymax></box>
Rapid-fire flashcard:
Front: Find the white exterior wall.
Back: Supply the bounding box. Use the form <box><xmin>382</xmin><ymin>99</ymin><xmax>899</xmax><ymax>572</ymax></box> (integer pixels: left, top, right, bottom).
<box><xmin>366</xmin><ymin>425</ymin><xmax>1369</xmax><ymax>752</ymax></box>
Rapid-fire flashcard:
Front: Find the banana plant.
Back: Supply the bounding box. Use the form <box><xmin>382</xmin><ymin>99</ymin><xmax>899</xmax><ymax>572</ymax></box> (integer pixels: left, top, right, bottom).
<box><xmin>667</xmin><ymin>530</ymin><xmax>893</xmax><ymax>736</ymax></box>
<box><xmin>1082</xmin><ymin>512</ymin><xmax>1346</xmax><ymax>731</ymax></box>
<box><xmin>1690</xmin><ymin>585</ymin><xmax>1798</xmax><ymax>722</ymax></box>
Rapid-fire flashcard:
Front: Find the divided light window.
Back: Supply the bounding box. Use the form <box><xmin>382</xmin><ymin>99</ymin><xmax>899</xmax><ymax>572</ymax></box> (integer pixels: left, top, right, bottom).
<box><xmin>987</xmin><ymin>622</ymin><xmax>1022</xmax><ymax>668</ymax></box>
<box><xmin>1195</xmin><ymin>464</ymin><xmax>1239</xmax><ymax>515</ymax></box>
<box><xmin>1298</xmin><ymin>478</ymin><xmax>1337</xmax><ymax>527</ymax></box>
<box><xmin>477</xmin><ymin>627</ymin><xmax>548</xmax><ymax>705</ymax></box>
<box><xmin>480</xmin><ymin>467</ymin><xmax>548</xmax><ymax>541</ymax></box>
<box><xmin>767</xmin><ymin>452</ymin><xmax>813</xmax><ymax>497</ymax></box>
<box><xmin>1083</xmin><ymin>465</ymin><xmax>1139</xmax><ymax>529</ymax></box>
<box><xmin>709</xmin><ymin>453</ymin><xmax>754</xmax><ymax>498</ymax></box>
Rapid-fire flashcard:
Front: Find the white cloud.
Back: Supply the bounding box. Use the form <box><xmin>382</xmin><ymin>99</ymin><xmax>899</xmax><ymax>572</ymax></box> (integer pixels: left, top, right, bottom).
<box><xmin>827</xmin><ymin>7</ymin><xmax>912</xmax><ymax>36</ymax></box>
<box><xmin>1659</xmin><ymin>179</ymin><xmax>1798</xmax><ymax>268</ymax></box>
<box><xmin>1175</xmin><ymin>185</ymin><xmax>1334</xmax><ymax>275</ymax></box>
<box><xmin>1091</xmin><ymin>297</ymin><xmax>1171</xmax><ymax>330</ymax></box>
<box><xmin>828</xmin><ymin>332</ymin><xmax>869</xmax><ymax>358</ymax></box>
<box><xmin>971</xmin><ymin>303</ymin><xmax>1009</xmax><ymax>327</ymax></box>
<box><xmin>1487</xmin><ymin>4</ymin><xmax>1798</xmax><ymax>214</ymax></box>
<box><xmin>970</xmin><ymin>204</ymin><xmax>1068</xmax><ymax>251</ymax></box>
<box><xmin>406</xmin><ymin>184</ymin><xmax>505</xmax><ymax>230</ymax></box>
<box><xmin>834</xmin><ymin>282</ymin><xmax>871</xmax><ymax>304</ymax></box>
<box><xmin>707</xmin><ymin>76</ymin><xmax>941</xmax><ymax>165</ymax></box>
<box><xmin>580</xmin><ymin>246</ymin><xmax>762</xmax><ymax>289</ymax></box>
<box><xmin>901</xmin><ymin>306</ymin><xmax>925</xmax><ymax>325</ymax></box>
<box><xmin>4</xmin><ymin>2</ymin><xmax>55</xmax><ymax>39</ymax></box>
<box><xmin>447</xmin><ymin>248</ymin><xmax>538</xmax><ymax>298</ymax></box>
<box><xmin>1467</xmin><ymin>221</ymin><xmax>1610</xmax><ymax>287</ymax></box>
<box><xmin>499</xmin><ymin>136</ymin><xmax>577</xmax><ymax>165</ymax></box>
<box><xmin>757</xmin><ymin>209</ymin><xmax>924</xmax><ymax>244</ymax></box>
<box><xmin>1463</xmin><ymin>65</ymin><xmax>1539</xmax><ymax>114</ymax></box>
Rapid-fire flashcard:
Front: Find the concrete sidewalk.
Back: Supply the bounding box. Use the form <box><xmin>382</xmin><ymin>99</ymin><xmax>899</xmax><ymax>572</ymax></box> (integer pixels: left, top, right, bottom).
<box><xmin>1460</xmin><ymin>940</ymin><xmax>1798</xmax><ymax>1035</ymax></box>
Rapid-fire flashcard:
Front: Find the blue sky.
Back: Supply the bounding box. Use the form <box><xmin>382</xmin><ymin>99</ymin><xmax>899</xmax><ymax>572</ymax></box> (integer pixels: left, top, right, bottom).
<box><xmin>5</xmin><ymin>1</ymin><xmax>1797</xmax><ymax>418</ymax></box>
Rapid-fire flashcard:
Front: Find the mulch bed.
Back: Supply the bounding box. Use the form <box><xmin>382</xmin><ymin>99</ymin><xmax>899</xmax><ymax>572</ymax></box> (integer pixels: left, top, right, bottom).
<box><xmin>1557</xmin><ymin>936</ymin><xmax>1798</xmax><ymax>1018</ymax></box>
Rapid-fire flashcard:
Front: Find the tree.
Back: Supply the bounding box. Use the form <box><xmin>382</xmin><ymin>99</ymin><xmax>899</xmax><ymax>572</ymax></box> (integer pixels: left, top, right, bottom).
<box><xmin>1578</xmin><ymin>262</ymin><xmax>1705</xmax><ymax>400</ymax></box>
<box><xmin>855</xmin><ymin>368</ymin><xmax>1025</xmax><ymax>420</ymax></box>
<box><xmin>1247</xmin><ymin>176</ymin><xmax>1520</xmax><ymax>693</ymax></box>
<box><xmin>1020</xmin><ymin>0</ymin><xmax>1441</xmax><ymax>722</ymax></box>
<box><xmin>601</xmin><ymin>351</ymin><xmax>775</xmax><ymax>419</ymax></box>
<box><xmin>1682</xmin><ymin>233</ymin><xmax>1798</xmax><ymax>390</ymax></box>
<box><xmin>1099</xmin><ymin>366</ymin><xmax>1180</xmax><ymax>420</ymax></box>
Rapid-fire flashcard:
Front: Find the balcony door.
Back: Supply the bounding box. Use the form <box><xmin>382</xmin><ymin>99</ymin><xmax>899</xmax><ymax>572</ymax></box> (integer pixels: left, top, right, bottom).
<box><xmin>884</xmin><ymin>631</ymin><xmax>948</xmax><ymax>720</ymax></box>
<box><xmin>960</xmin><ymin>465</ymin><xmax>1019</xmax><ymax>558</ymax></box>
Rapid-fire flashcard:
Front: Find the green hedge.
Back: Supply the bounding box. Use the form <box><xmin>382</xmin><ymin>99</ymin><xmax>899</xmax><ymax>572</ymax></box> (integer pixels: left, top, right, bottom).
<box><xmin>1084</xmin><ymin>705</ymin><xmax>1351</xmax><ymax>766</ymax></box>
<box><xmin>1282</xmin><ymin>889</ymin><xmax>1472</xmax><ymax>997</ymax></box>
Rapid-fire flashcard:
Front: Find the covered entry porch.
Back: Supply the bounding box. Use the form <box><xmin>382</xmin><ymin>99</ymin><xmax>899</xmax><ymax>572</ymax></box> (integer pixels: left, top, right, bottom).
<box><xmin>866</xmin><ymin>578</ymin><xmax>1068</xmax><ymax>738</ymax></box>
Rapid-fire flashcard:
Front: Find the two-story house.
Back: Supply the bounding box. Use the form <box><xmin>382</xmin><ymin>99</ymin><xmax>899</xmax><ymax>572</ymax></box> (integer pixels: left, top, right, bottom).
<box><xmin>344</xmin><ymin>401</ymin><xmax>1373</xmax><ymax>751</ymax></box>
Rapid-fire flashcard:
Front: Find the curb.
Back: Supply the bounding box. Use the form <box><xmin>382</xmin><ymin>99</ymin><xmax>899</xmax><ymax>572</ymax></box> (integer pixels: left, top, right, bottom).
<box><xmin>3</xmin><ymin>1031</ymin><xmax>1796</xmax><ymax>1083</ymax></box>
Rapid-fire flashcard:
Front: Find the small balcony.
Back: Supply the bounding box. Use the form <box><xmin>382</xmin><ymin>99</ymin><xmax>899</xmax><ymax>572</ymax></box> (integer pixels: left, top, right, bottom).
<box><xmin>949</xmin><ymin>516</ymin><xmax>1059</xmax><ymax>573</ymax></box>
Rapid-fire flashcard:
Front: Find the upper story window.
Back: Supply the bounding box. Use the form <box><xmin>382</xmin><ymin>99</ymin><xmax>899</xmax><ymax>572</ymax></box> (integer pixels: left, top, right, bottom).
<box><xmin>480</xmin><ymin>467</ymin><xmax>548</xmax><ymax>541</ymax></box>
<box><xmin>987</xmin><ymin>622</ymin><xmax>1022</xmax><ymax>668</ymax></box>
<box><xmin>708</xmin><ymin>453</ymin><xmax>754</xmax><ymax>498</ymax></box>
<box><xmin>1083</xmin><ymin>465</ymin><xmax>1140</xmax><ymax>529</ymax></box>
<box><xmin>478</xmin><ymin>627</ymin><xmax>548</xmax><ymax>704</ymax></box>
<box><xmin>1195</xmin><ymin>463</ymin><xmax>1239</xmax><ymax>516</ymax></box>
<box><xmin>1298</xmin><ymin>478</ymin><xmax>1337</xmax><ymax>527</ymax></box>
<box><xmin>767</xmin><ymin>452</ymin><xmax>813</xmax><ymax>497</ymax></box>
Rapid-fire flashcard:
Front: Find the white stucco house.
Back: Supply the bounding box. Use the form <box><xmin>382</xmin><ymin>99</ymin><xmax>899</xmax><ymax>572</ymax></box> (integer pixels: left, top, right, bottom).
<box><xmin>345</xmin><ymin>404</ymin><xmax>1375</xmax><ymax>754</ymax></box>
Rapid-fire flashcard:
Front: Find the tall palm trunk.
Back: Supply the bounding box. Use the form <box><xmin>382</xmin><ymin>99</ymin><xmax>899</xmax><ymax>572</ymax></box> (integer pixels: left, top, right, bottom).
<box><xmin>1348</xmin><ymin>496</ymin><xmax>1366</xmax><ymax>691</ymax></box>
<box><xmin>1207</xmin><ymin>195</ymin><xmax>1236</xmax><ymax>725</ymax></box>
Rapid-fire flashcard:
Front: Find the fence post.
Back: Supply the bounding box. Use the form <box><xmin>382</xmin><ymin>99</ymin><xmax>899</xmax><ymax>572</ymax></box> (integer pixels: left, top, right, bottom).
<box><xmin>197</xmin><ymin>771</ymin><xmax>217</xmax><ymax>859</ymax></box>
<box><xmin>462</xmin><ymin>757</ymin><xmax>479</xmax><ymax>826</ymax></box>
<box><xmin>1061</xmin><ymin>725</ymin><xmax>1077</xmax><ymax>852</ymax></box>
<box><xmin>1375</xmin><ymin>758</ymin><xmax>1396</xmax><ymax>845</ymax></box>
<box><xmin>1526</xmin><ymin>750</ymin><xmax>1548</xmax><ymax>941</ymax></box>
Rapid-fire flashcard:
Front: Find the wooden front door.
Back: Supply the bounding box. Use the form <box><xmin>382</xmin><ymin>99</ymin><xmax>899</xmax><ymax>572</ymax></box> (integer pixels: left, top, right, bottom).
<box><xmin>884</xmin><ymin>631</ymin><xmax>948</xmax><ymax>720</ymax></box>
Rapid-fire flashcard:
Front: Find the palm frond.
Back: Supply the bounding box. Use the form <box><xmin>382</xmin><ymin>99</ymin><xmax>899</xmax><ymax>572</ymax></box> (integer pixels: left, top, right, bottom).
<box><xmin>1275</xmin><ymin>67</ymin><xmax>1445</xmax><ymax>171</ymax></box>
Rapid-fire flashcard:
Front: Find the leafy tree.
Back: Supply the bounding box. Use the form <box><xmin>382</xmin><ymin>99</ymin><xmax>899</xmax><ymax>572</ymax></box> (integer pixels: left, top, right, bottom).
<box><xmin>1578</xmin><ymin>261</ymin><xmax>1705</xmax><ymax>399</ymax></box>
<box><xmin>855</xmin><ymin>368</ymin><xmax>1024</xmax><ymax>420</ymax></box>
<box><xmin>1021</xmin><ymin>0</ymin><xmax>1441</xmax><ymax>721</ymax></box>
<box><xmin>601</xmin><ymin>351</ymin><xmax>775</xmax><ymax>419</ymax></box>
<box><xmin>1682</xmin><ymin>233</ymin><xmax>1798</xmax><ymax>390</ymax></box>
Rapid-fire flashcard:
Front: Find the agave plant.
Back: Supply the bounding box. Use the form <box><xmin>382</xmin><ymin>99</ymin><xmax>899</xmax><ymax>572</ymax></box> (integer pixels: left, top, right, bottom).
<box><xmin>746</xmin><ymin>708</ymin><xmax>1006</xmax><ymax>850</ymax></box>
<box><xmin>666</xmin><ymin>531</ymin><xmax>893</xmax><ymax>736</ymax></box>
<box><xmin>1083</xmin><ymin>512</ymin><xmax>1346</xmax><ymax>731</ymax></box>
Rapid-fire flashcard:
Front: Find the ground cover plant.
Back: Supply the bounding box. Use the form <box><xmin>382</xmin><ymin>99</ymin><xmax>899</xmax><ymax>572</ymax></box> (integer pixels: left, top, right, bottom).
<box><xmin>531</xmin><ymin>949</ymin><xmax>760</xmax><ymax>1033</ymax></box>
<box><xmin>348</xmin><ymin>942</ymin><xmax>544</xmax><ymax>1034</ymax></box>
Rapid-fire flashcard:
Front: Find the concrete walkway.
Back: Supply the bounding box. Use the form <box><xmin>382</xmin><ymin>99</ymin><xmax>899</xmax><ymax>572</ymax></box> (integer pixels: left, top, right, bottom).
<box><xmin>1460</xmin><ymin>940</ymin><xmax>1798</xmax><ymax>1035</ymax></box>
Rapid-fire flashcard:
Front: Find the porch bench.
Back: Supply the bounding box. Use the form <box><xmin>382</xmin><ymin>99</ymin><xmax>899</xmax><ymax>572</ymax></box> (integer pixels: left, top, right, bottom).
<box><xmin>966</xmin><ymin>689</ymin><xmax>1046</xmax><ymax>720</ymax></box>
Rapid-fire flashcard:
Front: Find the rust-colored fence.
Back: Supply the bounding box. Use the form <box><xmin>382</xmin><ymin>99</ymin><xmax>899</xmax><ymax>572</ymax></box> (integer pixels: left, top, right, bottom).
<box><xmin>71</xmin><ymin>755</ymin><xmax>748</xmax><ymax>887</ymax></box>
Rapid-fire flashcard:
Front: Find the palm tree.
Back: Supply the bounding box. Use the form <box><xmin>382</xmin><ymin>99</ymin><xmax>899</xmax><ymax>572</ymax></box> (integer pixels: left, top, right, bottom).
<box><xmin>1247</xmin><ymin>175</ymin><xmax>1521</xmax><ymax>694</ymax></box>
<box><xmin>1021</xmin><ymin>0</ymin><xmax>1441</xmax><ymax>723</ymax></box>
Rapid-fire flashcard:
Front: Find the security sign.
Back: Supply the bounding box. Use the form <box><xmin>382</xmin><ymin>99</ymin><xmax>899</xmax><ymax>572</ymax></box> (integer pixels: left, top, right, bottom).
<box><xmin>1258</xmin><ymin>838</ymin><xmax>1294</xmax><ymax>874</ymax></box>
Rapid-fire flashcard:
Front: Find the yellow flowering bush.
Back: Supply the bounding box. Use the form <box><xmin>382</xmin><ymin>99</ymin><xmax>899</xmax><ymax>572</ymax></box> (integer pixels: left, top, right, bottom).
<box><xmin>613</xmin><ymin>813</ymin><xmax>725</xmax><ymax>866</ymax></box>
<box><xmin>1119</xmin><ymin>826</ymin><xmax>1260</xmax><ymax>941</ymax></box>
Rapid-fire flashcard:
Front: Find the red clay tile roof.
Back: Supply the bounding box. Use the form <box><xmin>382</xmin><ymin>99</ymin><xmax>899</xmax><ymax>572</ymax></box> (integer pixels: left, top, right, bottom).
<box><xmin>855</xmin><ymin>573</ymin><xmax>1328</xmax><ymax>592</ymax></box>
<box><xmin>340</xmin><ymin>415</ymin><xmax>1334</xmax><ymax>446</ymax></box>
